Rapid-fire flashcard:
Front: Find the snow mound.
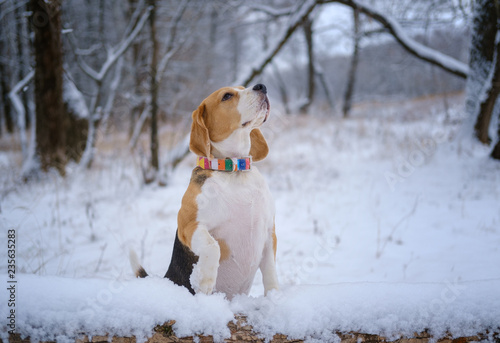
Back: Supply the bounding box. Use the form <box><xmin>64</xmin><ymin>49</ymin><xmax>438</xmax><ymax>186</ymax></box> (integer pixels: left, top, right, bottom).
<box><xmin>4</xmin><ymin>274</ymin><xmax>232</xmax><ymax>343</ymax></box>
<box><xmin>3</xmin><ymin>274</ymin><xmax>499</xmax><ymax>342</ymax></box>
<box><xmin>233</xmin><ymin>280</ymin><xmax>500</xmax><ymax>341</ymax></box>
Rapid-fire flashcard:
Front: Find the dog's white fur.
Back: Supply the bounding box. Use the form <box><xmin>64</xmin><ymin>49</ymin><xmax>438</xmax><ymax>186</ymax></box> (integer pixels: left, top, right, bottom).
<box><xmin>131</xmin><ymin>85</ymin><xmax>279</xmax><ymax>299</ymax></box>
<box><xmin>191</xmin><ymin>86</ymin><xmax>278</xmax><ymax>297</ymax></box>
<box><xmin>196</xmin><ymin>167</ymin><xmax>277</xmax><ymax>295</ymax></box>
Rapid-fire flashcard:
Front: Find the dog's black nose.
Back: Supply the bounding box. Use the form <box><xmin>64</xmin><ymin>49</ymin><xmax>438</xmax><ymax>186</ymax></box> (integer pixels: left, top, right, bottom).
<box><xmin>253</xmin><ymin>84</ymin><xmax>267</xmax><ymax>94</ymax></box>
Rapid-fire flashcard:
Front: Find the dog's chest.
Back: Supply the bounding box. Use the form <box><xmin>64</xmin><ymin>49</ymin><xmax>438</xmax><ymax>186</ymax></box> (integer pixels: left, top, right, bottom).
<box><xmin>196</xmin><ymin>168</ymin><xmax>274</xmax><ymax>294</ymax></box>
<box><xmin>197</xmin><ymin>167</ymin><xmax>274</xmax><ymax>229</ymax></box>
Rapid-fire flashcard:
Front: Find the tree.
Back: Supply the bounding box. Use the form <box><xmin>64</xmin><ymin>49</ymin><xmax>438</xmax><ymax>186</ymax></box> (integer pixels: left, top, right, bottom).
<box><xmin>483</xmin><ymin>1</ymin><xmax>500</xmax><ymax>160</ymax></box>
<box><xmin>238</xmin><ymin>0</ymin><xmax>467</xmax><ymax>89</ymax></box>
<box><xmin>299</xmin><ymin>14</ymin><xmax>316</xmax><ymax>114</ymax></box>
<box><xmin>16</xmin><ymin>2</ymin><xmax>30</xmax><ymax>129</ymax></box>
<box><xmin>0</xmin><ymin>5</ymin><xmax>14</xmax><ymax>135</ymax></box>
<box><xmin>327</xmin><ymin>0</ymin><xmax>468</xmax><ymax>79</ymax></box>
<box><xmin>237</xmin><ymin>0</ymin><xmax>318</xmax><ymax>87</ymax></box>
<box><xmin>148</xmin><ymin>0</ymin><xmax>160</xmax><ymax>176</ymax></box>
<box><xmin>468</xmin><ymin>0</ymin><xmax>497</xmax><ymax>144</ymax></box>
<box><xmin>71</xmin><ymin>5</ymin><xmax>152</xmax><ymax>169</ymax></box>
<box><xmin>342</xmin><ymin>7</ymin><xmax>361</xmax><ymax>117</ymax></box>
<box><xmin>126</xmin><ymin>0</ymin><xmax>149</xmax><ymax>139</ymax></box>
<box><xmin>489</xmin><ymin>54</ymin><xmax>500</xmax><ymax>159</ymax></box>
<box><xmin>466</xmin><ymin>0</ymin><xmax>500</xmax><ymax>159</ymax></box>
<box><xmin>140</xmin><ymin>0</ymin><xmax>191</xmax><ymax>184</ymax></box>
<box><xmin>29</xmin><ymin>0</ymin><xmax>67</xmax><ymax>176</ymax></box>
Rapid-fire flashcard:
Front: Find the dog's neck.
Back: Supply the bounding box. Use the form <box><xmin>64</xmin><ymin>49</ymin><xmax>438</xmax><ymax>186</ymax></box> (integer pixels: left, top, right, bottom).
<box><xmin>196</xmin><ymin>156</ymin><xmax>251</xmax><ymax>172</ymax></box>
<box><xmin>210</xmin><ymin>128</ymin><xmax>251</xmax><ymax>159</ymax></box>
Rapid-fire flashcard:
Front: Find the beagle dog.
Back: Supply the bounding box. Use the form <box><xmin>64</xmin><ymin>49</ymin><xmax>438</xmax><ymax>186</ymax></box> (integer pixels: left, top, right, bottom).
<box><xmin>132</xmin><ymin>84</ymin><xmax>279</xmax><ymax>299</ymax></box>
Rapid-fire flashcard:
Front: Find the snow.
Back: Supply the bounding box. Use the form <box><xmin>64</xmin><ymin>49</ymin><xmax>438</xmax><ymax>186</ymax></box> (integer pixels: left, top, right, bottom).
<box><xmin>233</xmin><ymin>280</ymin><xmax>500</xmax><ymax>341</ymax></box>
<box><xmin>10</xmin><ymin>274</ymin><xmax>232</xmax><ymax>343</ymax></box>
<box><xmin>8</xmin><ymin>70</ymin><xmax>34</xmax><ymax>159</ymax></box>
<box><xmin>235</xmin><ymin>0</ymin><xmax>317</xmax><ymax>86</ymax></box>
<box><xmin>348</xmin><ymin>0</ymin><xmax>469</xmax><ymax>78</ymax></box>
<box><xmin>4</xmin><ymin>275</ymin><xmax>499</xmax><ymax>343</ymax></box>
<box><xmin>75</xmin><ymin>6</ymin><xmax>151</xmax><ymax>83</ymax></box>
<box><xmin>1</xmin><ymin>93</ymin><xmax>500</xmax><ymax>342</ymax></box>
<box><xmin>63</xmin><ymin>76</ymin><xmax>89</xmax><ymax>119</ymax></box>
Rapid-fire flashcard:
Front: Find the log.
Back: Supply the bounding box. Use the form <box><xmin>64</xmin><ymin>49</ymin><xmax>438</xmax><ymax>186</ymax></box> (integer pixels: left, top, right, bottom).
<box><xmin>5</xmin><ymin>315</ymin><xmax>499</xmax><ymax>343</ymax></box>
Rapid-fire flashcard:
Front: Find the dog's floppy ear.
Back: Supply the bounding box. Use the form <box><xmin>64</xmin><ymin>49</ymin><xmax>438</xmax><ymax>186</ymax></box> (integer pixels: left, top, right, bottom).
<box><xmin>189</xmin><ymin>102</ymin><xmax>212</xmax><ymax>158</ymax></box>
<box><xmin>250</xmin><ymin>128</ymin><xmax>269</xmax><ymax>162</ymax></box>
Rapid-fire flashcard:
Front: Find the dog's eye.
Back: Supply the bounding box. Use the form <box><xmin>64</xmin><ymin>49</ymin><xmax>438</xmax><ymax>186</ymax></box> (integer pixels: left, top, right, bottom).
<box><xmin>222</xmin><ymin>93</ymin><xmax>233</xmax><ymax>101</ymax></box>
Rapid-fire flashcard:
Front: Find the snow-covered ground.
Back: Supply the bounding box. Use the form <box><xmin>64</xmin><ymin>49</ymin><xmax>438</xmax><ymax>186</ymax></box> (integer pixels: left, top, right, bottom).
<box><xmin>1</xmin><ymin>93</ymin><xmax>499</xmax><ymax>342</ymax></box>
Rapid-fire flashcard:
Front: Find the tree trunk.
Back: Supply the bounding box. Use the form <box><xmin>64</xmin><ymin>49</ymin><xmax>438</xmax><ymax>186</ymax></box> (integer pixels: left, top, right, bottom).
<box><xmin>205</xmin><ymin>7</ymin><xmax>218</xmax><ymax>86</ymax></box>
<box><xmin>127</xmin><ymin>0</ymin><xmax>145</xmax><ymax>139</ymax></box>
<box><xmin>8</xmin><ymin>316</ymin><xmax>497</xmax><ymax>343</ymax></box>
<box><xmin>231</xmin><ymin>28</ymin><xmax>240</xmax><ymax>84</ymax></box>
<box><xmin>237</xmin><ymin>0</ymin><xmax>318</xmax><ymax>87</ymax></box>
<box><xmin>16</xmin><ymin>3</ymin><xmax>31</xmax><ymax>129</ymax></box>
<box><xmin>478</xmin><ymin>35</ymin><xmax>500</xmax><ymax>150</ymax></box>
<box><xmin>343</xmin><ymin>8</ymin><xmax>360</xmax><ymax>118</ymax></box>
<box><xmin>29</xmin><ymin>0</ymin><xmax>67</xmax><ymax>175</ymax></box>
<box><xmin>99</xmin><ymin>0</ymin><xmax>105</xmax><ymax>40</ymax></box>
<box><xmin>488</xmin><ymin>3</ymin><xmax>500</xmax><ymax>160</ymax></box>
<box><xmin>300</xmin><ymin>15</ymin><xmax>315</xmax><ymax>114</ymax></box>
<box><xmin>315</xmin><ymin>62</ymin><xmax>335</xmax><ymax>111</ymax></box>
<box><xmin>469</xmin><ymin>0</ymin><xmax>498</xmax><ymax>144</ymax></box>
<box><xmin>271</xmin><ymin>63</ymin><xmax>291</xmax><ymax>115</ymax></box>
<box><xmin>492</xmin><ymin>120</ymin><xmax>500</xmax><ymax>159</ymax></box>
<box><xmin>148</xmin><ymin>0</ymin><xmax>159</xmax><ymax>172</ymax></box>
<box><xmin>0</xmin><ymin>63</ymin><xmax>13</xmax><ymax>134</ymax></box>
<box><xmin>0</xmin><ymin>11</ymin><xmax>14</xmax><ymax>134</ymax></box>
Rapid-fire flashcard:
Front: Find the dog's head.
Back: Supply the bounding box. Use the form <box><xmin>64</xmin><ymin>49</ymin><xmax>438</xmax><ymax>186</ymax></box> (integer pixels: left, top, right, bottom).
<box><xmin>189</xmin><ymin>84</ymin><xmax>270</xmax><ymax>161</ymax></box>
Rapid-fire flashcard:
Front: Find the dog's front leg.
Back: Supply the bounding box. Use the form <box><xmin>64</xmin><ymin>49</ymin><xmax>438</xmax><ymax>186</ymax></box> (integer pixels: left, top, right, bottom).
<box><xmin>260</xmin><ymin>230</ymin><xmax>279</xmax><ymax>295</ymax></box>
<box><xmin>189</xmin><ymin>225</ymin><xmax>220</xmax><ymax>295</ymax></box>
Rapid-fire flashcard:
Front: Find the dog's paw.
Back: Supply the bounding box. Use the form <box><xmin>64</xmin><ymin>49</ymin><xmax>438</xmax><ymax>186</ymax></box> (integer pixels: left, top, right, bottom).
<box><xmin>190</xmin><ymin>263</ymin><xmax>217</xmax><ymax>295</ymax></box>
<box><xmin>196</xmin><ymin>276</ymin><xmax>216</xmax><ymax>295</ymax></box>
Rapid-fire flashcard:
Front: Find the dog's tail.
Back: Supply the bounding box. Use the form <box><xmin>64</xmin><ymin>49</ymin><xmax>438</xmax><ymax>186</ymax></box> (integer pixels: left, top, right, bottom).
<box><xmin>129</xmin><ymin>249</ymin><xmax>148</xmax><ymax>278</ymax></box>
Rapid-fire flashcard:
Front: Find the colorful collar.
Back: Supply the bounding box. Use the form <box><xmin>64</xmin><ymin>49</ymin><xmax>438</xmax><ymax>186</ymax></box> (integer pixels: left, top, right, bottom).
<box><xmin>197</xmin><ymin>156</ymin><xmax>252</xmax><ymax>172</ymax></box>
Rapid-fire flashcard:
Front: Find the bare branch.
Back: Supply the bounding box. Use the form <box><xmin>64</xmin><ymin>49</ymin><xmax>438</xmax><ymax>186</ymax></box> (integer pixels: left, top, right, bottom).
<box><xmin>65</xmin><ymin>32</ymin><xmax>101</xmax><ymax>80</ymax></box>
<box><xmin>129</xmin><ymin>104</ymin><xmax>151</xmax><ymax>150</ymax></box>
<box><xmin>75</xmin><ymin>43</ymin><xmax>103</xmax><ymax>57</ymax></box>
<box><xmin>8</xmin><ymin>69</ymin><xmax>34</xmax><ymax>158</ymax></box>
<box><xmin>157</xmin><ymin>48</ymin><xmax>178</xmax><ymax>83</ymax></box>
<box><xmin>8</xmin><ymin>68</ymin><xmax>34</xmax><ymax>96</ymax></box>
<box><xmin>96</xmin><ymin>6</ymin><xmax>151</xmax><ymax>82</ymax></box>
<box><xmin>100</xmin><ymin>57</ymin><xmax>124</xmax><ymax>132</ymax></box>
<box><xmin>247</xmin><ymin>3</ymin><xmax>300</xmax><ymax>17</ymax></box>
<box><xmin>0</xmin><ymin>0</ymin><xmax>28</xmax><ymax>21</ymax></box>
<box><xmin>236</xmin><ymin>0</ymin><xmax>318</xmax><ymax>87</ymax></box>
<box><xmin>319</xmin><ymin>0</ymin><xmax>469</xmax><ymax>78</ymax></box>
<box><xmin>122</xmin><ymin>0</ymin><xmax>146</xmax><ymax>38</ymax></box>
<box><xmin>165</xmin><ymin>0</ymin><xmax>190</xmax><ymax>52</ymax></box>
<box><xmin>67</xmin><ymin>6</ymin><xmax>151</xmax><ymax>83</ymax></box>
<box><xmin>157</xmin><ymin>0</ymin><xmax>192</xmax><ymax>81</ymax></box>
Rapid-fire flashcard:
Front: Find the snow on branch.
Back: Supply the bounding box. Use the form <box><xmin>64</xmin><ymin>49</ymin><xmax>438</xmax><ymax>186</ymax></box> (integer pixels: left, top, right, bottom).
<box><xmin>95</xmin><ymin>6</ymin><xmax>151</xmax><ymax>82</ymax></box>
<box><xmin>8</xmin><ymin>69</ymin><xmax>34</xmax><ymax>159</ymax></box>
<box><xmin>157</xmin><ymin>0</ymin><xmax>191</xmax><ymax>82</ymax></box>
<box><xmin>8</xmin><ymin>69</ymin><xmax>34</xmax><ymax>97</ymax></box>
<box><xmin>121</xmin><ymin>0</ymin><xmax>146</xmax><ymax>39</ymax></box>
<box><xmin>69</xmin><ymin>6</ymin><xmax>151</xmax><ymax>83</ymax></box>
<box><xmin>247</xmin><ymin>3</ymin><xmax>299</xmax><ymax>17</ymax></box>
<box><xmin>235</xmin><ymin>0</ymin><xmax>469</xmax><ymax>87</ymax></box>
<box><xmin>236</xmin><ymin>0</ymin><xmax>318</xmax><ymax>87</ymax></box>
<box><xmin>320</xmin><ymin>0</ymin><xmax>469</xmax><ymax>79</ymax></box>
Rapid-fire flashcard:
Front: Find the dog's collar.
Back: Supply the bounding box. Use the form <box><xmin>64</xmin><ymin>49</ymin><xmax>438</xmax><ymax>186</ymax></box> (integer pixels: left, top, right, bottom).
<box><xmin>196</xmin><ymin>156</ymin><xmax>252</xmax><ymax>172</ymax></box>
